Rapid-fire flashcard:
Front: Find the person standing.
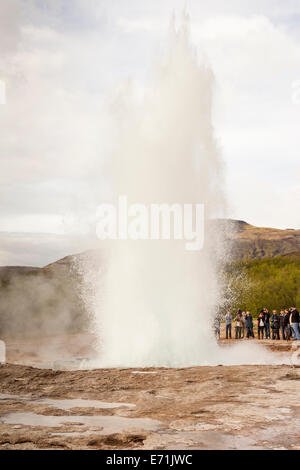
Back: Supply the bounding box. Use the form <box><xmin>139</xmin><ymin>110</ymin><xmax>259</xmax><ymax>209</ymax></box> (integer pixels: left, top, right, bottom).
<box><xmin>241</xmin><ymin>312</ymin><xmax>246</xmax><ymax>339</ymax></box>
<box><xmin>271</xmin><ymin>310</ymin><xmax>280</xmax><ymax>340</ymax></box>
<box><xmin>245</xmin><ymin>312</ymin><xmax>254</xmax><ymax>338</ymax></box>
<box><xmin>234</xmin><ymin>313</ymin><xmax>242</xmax><ymax>339</ymax></box>
<box><xmin>225</xmin><ymin>311</ymin><xmax>232</xmax><ymax>339</ymax></box>
<box><xmin>257</xmin><ymin>311</ymin><xmax>265</xmax><ymax>339</ymax></box>
<box><xmin>263</xmin><ymin>308</ymin><xmax>270</xmax><ymax>339</ymax></box>
<box><xmin>289</xmin><ymin>307</ymin><xmax>300</xmax><ymax>341</ymax></box>
<box><xmin>214</xmin><ymin>314</ymin><xmax>221</xmax><ymax>340</ymax></box>
<box><xmin>279</xmin><ymin>310</ymin><xmax>286</xmax><ymax>340</ymax></box>
<box><xmin>284</xmin><ymin>309</ymin><xmax>292</xmax><ymax>341</ymax></box>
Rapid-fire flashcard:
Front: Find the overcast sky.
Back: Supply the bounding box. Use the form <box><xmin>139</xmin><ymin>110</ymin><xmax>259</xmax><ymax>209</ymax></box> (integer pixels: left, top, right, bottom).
<box><xmin>1</xmin><ymin>0</ymin><xmax>300</xmax><ymax>265</ymax></box>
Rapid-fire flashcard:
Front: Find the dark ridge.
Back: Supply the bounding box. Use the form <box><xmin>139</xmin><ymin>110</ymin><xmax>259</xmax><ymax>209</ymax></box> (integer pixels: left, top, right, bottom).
<box><xmin>281</xmin><ymin>251</ymin><xmax>300</xmax><ymax>258</ymax></box>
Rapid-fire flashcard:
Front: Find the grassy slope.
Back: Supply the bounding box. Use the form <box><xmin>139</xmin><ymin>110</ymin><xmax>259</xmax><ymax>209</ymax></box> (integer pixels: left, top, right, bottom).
<box><xmin>225</xmin><ymin>252</ymin><xmax>300</xmax><ymax>317</ymax></box>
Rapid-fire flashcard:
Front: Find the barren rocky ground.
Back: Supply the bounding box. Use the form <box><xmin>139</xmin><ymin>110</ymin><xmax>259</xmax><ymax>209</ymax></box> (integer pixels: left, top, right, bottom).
<box><xmin>0</xmin><ymin>334</ymin><xmax>299</xmax><ymax>450</ymax></box>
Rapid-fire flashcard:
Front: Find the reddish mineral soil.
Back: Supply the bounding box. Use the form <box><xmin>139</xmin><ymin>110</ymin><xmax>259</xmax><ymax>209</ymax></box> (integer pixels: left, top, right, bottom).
<box><xmin>0</xmin><ymin>333</ymin><xmax>299</xmax><ymax>450</ymax></box>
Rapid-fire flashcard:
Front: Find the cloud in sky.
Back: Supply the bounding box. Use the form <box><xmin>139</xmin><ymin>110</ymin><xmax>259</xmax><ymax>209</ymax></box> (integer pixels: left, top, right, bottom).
<box><xmin>1</xmin><ymin>0</ymin><xmax>300</xmax><ymax>264</ymax></box>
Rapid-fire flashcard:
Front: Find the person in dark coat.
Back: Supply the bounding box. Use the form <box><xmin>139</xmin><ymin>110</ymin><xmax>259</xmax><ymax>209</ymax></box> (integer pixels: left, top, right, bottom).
<box><xmin>279</xmin><ymin>310</ymin><xmax>286</xmax><ymax>340</ymax></box>
<box><xmin>263</xmin><ymin>308</ymin><xmax>270</xmax><ymax>339</ymax></box>
<box><xmin>245</xmin><ymin>312</ymin><xmax>254</xmax><ymax>338</ymax></box>
<box><xmin>257</xmin><ymin>311</ymin><xmax>265</xmax><ymax>339</ymax></box>
<box><xmin>271</xmin><ymin>310</ymin><xmax>280</xmax><ymax>340</ymax></box>
<box><xmin>289</xmin><ymin>307</ymin><xmax>300</xmax><ymax>341</ymax></box>
<box><xmin>284</xmin><ymin>309</ymin><xmax>292</xmax><ymax>341</ymax></box>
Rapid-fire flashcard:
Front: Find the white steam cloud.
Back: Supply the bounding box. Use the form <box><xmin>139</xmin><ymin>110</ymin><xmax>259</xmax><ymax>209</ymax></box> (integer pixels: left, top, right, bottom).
<box><xmin>88</xmin><ymin>13</ymin><xmax>229</xmax><ymax>367</ymax></box>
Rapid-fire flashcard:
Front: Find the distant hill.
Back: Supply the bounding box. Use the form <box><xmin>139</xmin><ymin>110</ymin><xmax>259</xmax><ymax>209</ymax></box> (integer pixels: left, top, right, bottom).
<box><xmin>223</xmin><ymin>220</ymin><xmax>300</xmax><ymax>260</ymax></box>
<box><xmin>0</xmin><ymin>251</ymin><xmax>102</xmax><ymax>337</ymax></box>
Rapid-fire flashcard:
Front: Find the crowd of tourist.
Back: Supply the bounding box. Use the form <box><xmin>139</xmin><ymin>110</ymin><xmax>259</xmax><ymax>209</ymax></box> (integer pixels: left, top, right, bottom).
<box><xmin>214</xmin><ymin>307</ymin><xmax>300</xmax><ymax>341</ymax></box>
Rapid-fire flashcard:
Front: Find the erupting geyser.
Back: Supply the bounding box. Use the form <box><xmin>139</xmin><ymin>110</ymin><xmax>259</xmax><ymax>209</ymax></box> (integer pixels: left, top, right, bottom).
<box><xmin>93</xmin><ymin>13</ymin><xmax>228</xmax><ymax>367</ymax></box>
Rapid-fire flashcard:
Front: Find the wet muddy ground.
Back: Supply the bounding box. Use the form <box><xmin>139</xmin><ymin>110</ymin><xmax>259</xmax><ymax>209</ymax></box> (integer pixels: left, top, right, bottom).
<box><xmin>0</xmin><ymin>334</ymin><xmax>299</xmax><ymax>450</ymax></box>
